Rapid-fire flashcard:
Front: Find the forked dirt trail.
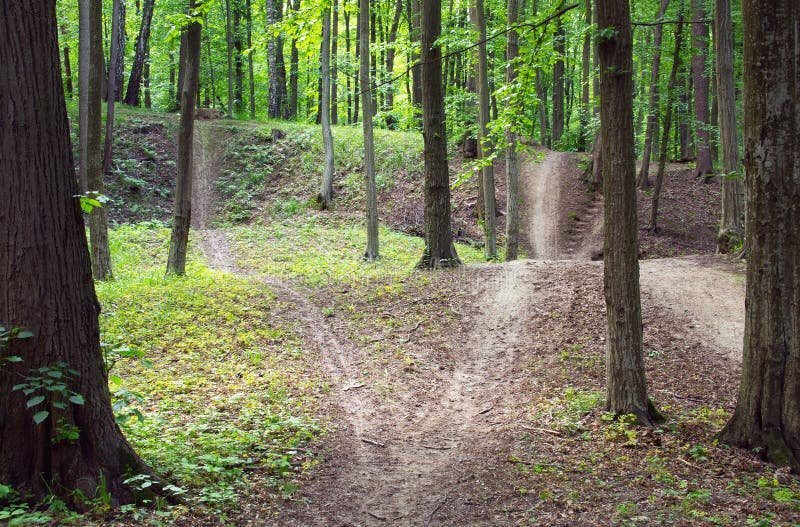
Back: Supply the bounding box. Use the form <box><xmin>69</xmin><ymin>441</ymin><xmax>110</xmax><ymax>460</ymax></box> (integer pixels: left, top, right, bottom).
<box><xmin>191</xmin><ymin>130</ymin><xmax>746</xmax><ymax>524</ymax></box>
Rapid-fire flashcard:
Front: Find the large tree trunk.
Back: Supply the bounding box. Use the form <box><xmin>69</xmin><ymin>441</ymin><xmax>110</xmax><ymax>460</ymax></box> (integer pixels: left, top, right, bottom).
<box><xmin>81</xmin><ymin>0</ymin><xmax>113</xmax><ymax>281</ymax></box>
<box><xmin>360</xmin><ymin>0</ymin><xmax>379</xmax><ymax>260</ymax></box>
<box><xmin>690</xmin><ymin>0</ymin><xmax>713</xmax><ymax>178</ymax></box>
<box><xmin>597</xmin><ymin>0</ymin><xmax>657</xmax><ymax>425</ymax></box>
<box><xmin>166</xmin><ymin>0</ymin><xmax>201</xmax><ymax>276</ymax></box>
<box><xmin>124</xmin><ymin>0</ymin><xmax>155</xmax><ymax>106</ymax></box>
<box><xmin>719</xmin><ymin>0</ymin><xmax>799</xmax><ymax>470</ymax></box>
<box><xmin>552</xmin><ymin>18</ymin><xmax>565</xmax><ymax>145</ymax></box>
<box><xmin>649</xmin><ymin>7</ymin><xmax>684</xmax><ymax>233</ymax></box>
<box><xmin>474</xmin><ymin>0</ymin><xmax>496</xmax><ymax>258</ymax></box>
<box><xmin>418</xmin><ymin>0</ymin><xmax>459</xmax><ymax>268</ymax></box>
<box><xmin>505</xmin><ymin>0</ymin><xmax>520</xmax><ymax>261</ymax></box>
<box><xmin>0</xmin><ymin>0</ymin><xmax>156</xmax><ymax>509</ymax></box>
<box><xmin>318</xmin><ymin>6</ymin><xmax>335</xmax><ymax>209</ymax></box>
<box><xmin>714</xmin><ymin>0</ymin><xmax>744</xmax><ymax>253</ymax></box>
<box><xmin>638</xmin><ymin>0</ymin><xmax>670</xmax><ymax>189</ymax></box>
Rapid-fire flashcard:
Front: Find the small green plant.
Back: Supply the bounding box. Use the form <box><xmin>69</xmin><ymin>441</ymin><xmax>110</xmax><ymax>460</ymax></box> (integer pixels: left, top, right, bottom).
<box><xmin>602</xmin><ymin>412</ymin><xmax>639</xmax><ymax>446</ymax></box>
<box><xmin>11</xmin><ymin>362</ymin><xmax>84</xmax><ymax>429</ymax></box>
<box><xmin>0</xmin><ymin>326</ymin><xmax>31</xmax><ymax>369</ymax></box>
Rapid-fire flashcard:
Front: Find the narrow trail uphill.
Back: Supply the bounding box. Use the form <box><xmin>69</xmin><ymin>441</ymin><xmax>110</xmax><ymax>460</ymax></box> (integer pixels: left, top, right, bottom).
<box><xmin>186</xmin><ymin>127</ymin><xmax>754</xmax><ymax>524</ymax></box>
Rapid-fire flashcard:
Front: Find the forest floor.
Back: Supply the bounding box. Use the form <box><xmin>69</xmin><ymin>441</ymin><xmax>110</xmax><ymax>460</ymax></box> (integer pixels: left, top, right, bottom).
<box><xmin>77</xmin><ymin>114</ymin><xmax>798</xmax><ymax>527</ymax></box>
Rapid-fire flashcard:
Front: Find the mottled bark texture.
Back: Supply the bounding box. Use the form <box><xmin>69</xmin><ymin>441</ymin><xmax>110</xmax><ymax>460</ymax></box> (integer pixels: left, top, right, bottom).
<box><xmin>505</xmin><ymin>0</ymin><xmax>520</xmax><ymax>261</ymax></box>
<box><xmin>719</xmin><ymin>0</ymin><xmax>800</xmax><ymax>471</ymax></box>
<box><xmin>474</xmin><ymin>0</ymin><xmax>496</xmax><ymax>259</ymax></box>
<box><xmin>417</xmin><ymin>0</ymin><xmax>459</xmax><ymax>268</ymax></box>
<box><xmin>267</xmin><ymin>0</ymin><xmax>287</xmax><ymax>118</ymax></box>
<box><xmin>597</xmin><ymin>0</ymin><xmax>657</xmax><ymax>425</ymax></box>
<box><xmin>690</xmin><ymin>0</ymin><xmax>713</xmax><ymax>178</ymax></box>
<box><xmin>166</xmin><ymin>1</ymin><xmax>201</xmax><ymax>276</ymax></box>
<box><xmin>714</xmin><ymin>0</ymin><xmax>744</xmax><ymax>253</ymax></box>
<box><xmin>124</xmin><ymin>0</ymin><xmax>155</xmax><ymax>106</ymax></box>
<box><xmin>0</xmin><ymin>0</ymin><xmax>155</xmax><ymax>508</ymax></box>
<box><xmin>360</xmin><ymin>0</ymin><xmax>379</xmax><ymax>260</ymax></box>
<box><xmin>318</xmin><ymin>7</ymin><xmax>335</xmax><ymax>209</ymax></box>
<box><xmin>552</xmin><ymin>19</ymin><xmax>565</xmax><ymax>144</ymax></box>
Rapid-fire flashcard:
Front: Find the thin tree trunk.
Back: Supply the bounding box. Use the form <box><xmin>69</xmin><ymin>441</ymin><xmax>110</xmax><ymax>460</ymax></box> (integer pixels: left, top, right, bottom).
<box><xmin>714</xmin><ymin>0</ymin><xmax>744</xmax><ymax>252</ymax></box>
<box><xmin>166</xmin><ymin>0</ymin><xmax>201</xmax><ymax>276</ymax></box>
<box><xmin>579</xmin><ymin>0</ymin><xmax>590</xmax><ymax>151</ymax></box>
<box><xmin>83</xmin><ymin>0</ymin><xmax>113</xmax><ymax>281</ymax></box>
<box><xmin>233</xmin><ymin>0</ymin><xmax>244</xmax><ymax>110</ymax></box>
<box><xmin>505</xmin><ymin>0</ymin><xmax>520</xmax><ymax>261</ymax></box>
<box><xmin>60</xmin><ymin>24</ymin><xmax>74</xmax><ymax>98</ymax></box>
<box><xmin>597</xmin><ymin>0</ymin><xmax>657</xmax><ymax>425</ymax></box>
<box><xmin>418</xmin><ymin>0</ymin><xmax>459</xmax><ymax>268</ymax></box>
<box><xmin>177</xmin><ymin>31</ymin><xmax>187</xmax><ymax>109</ymax></box>
<box><xmin>247</xmin><ymin>0</ymin><xmax>256</xmax><ymax>117</ymax></box>
<box><xmin>410</xmin><ymin>0</ymin><xmax>422</xmax><ymax>112</ymax></box>
<box><xmin>638</xmin><ymin>0</ymin><xmax>670</xmax><ymax>189</ymax></box>
<box><xmin>474</xmin><ymin>0</ymin><xmax>496</xmax><ymax>258</ymax></box>
<box><xmin>649</xmin><ymin>5</ymin><xmax>685</xmax><ymax>232</ymax></box>
<box><xmin>691</xmin><ymin>0</ymin><xmax>713</xmax><ymax>178</ymax></box>
<box><xmin>360</xmin><ymin>0</ymin><xmax>379</xmax><ymax>259</ymax></box>
<box><xmin>1</xmin><ymin>0</ymin><xmax>159</xmax><ymax>508</ymax></box>
<box><xmin>267</xmin><ymin>0</ymin><xmax>287</xmax><ymax>118</ymax></box>
<box><xmin>719</xmin><ymin>0</ymin><xmax>799</xmax><ymax>470</ymax></box>
<box><xmin>143</xmin><ymin>43</ymin><xmax>151</xmax><ymax>108</ymax></box>
<box><xmin>287</xmin><ymin>0</ymin><xmax>300</xmax><ymax>118</ymax></box>
<box><xmin>124</xmin><ymin>0</ymin><xmax>155</xmax><ymax>106</ymax></box>
<box><xmin>552</xmin><ymin>18</ymin><xmax>565</xmax><ymax>145</ymax></box>
<box><xmin>384</xmin><ymin>0</ymin><xmax>404</xmax><ymax>110</ymax></box>
<box><xmin>318</xmin><ymin>7</ymin><xmax>335</xmax><ymax>209</ymax></box>
<box><xmin>107</xmin><ymin>0</ymin><xmax>126</xmax><ymax>102</ymax></box>
<box><xmin>331</xmin><ymin>0</ymin><xmax>339</xmax><ymax>124</ymax></box>
<box><xmin>224</xmin><ymin>0</ymin><xmax>235</xmax><ymax>117</ymax></box>
<box><xmin>344</xmin><ymin>0</ymin><xmax>352</xmax><ymax>123</ymax></box>
<box><xmin>591</xmin><ymin>0</ymin><xmax>601</xmax><ymax>189</ymax></box>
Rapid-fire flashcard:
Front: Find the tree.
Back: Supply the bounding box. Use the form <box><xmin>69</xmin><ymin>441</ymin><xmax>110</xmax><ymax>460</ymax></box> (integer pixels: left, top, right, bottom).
<box><xmin>504</xmin><ymin>0</ymin><xmax>520</xmax><ymax>261</ymax></box>
<box><xmin>597</xmin><ymin>0</ymin><xmax>657</xmax><ymax>425</ymax></box>
<box><xmin>417</xmin><ymin>0</ymin><xmax>459</xmax><ymax>268</ymax></box>
<box><xmin>360</xmin><ymin>0</ymin><xmax>379</xmax><ymax>260</ymax></box>
<box><xmin>124</xmin><ymin>0</ymin><xmax>156</xmax><ymax>106</ymax></box>
<box><xmin>60</xmin><ymin>23</ymin><xmax>75</xmax><ymax>98</ymax></box>
<box><xmin>690</xmin><ymin>0</ymin><xmax>713</xmax><ymax>178</ymax></box>
<box><xmin>638</xmin><ymin>0</ymin><xmax>670</xmax><ymax>189</ymax></box>
<box><xmin>246</xmin><ymin>0</ymin><xmax>256</xmax><ymax>117</ymax></box>
<box><xmin>166</xmin><ymin>0</ymin><xmax>202</xmax><ymax>276</ymax></box>
<box><xmin>318</xmin><ymin>4</ymin><xmax>336</xmax><ymax>209</ymax></box>
<box><xmin>649</xmin><ymin>4</ymin><xmax>685</xmax><ymax>232</ymax></box>
<box><xmin>552</xmin><ymin>18</ymin><xmax>565</xmax><ymax>144</ymax></box>
<box><xmin>0</xmin><ymin>0</ymin><xmax>156</xmax><ymax>508</ymax></box>
<box><xmin>714</xmin><ymin>0</ymin><xmax>743</xmax><ymax>253</ymax></box>
<box><xmin>474</xmin><ymin>0</ymin><xmax>496</xmax><ymax>259</ymax></box>
<box><xmin>718</xmin><ymin>0</ymin><xmax>799</xmax><ymax>471</ymax></box>
<box><xmin>579</xmin><ymin>0</ymin><xmax>591</xmax><ymax>151</ymax></box>
<box><xmin>80</xmin><ymin>0</ymin><xmax>113</xmax><ymax>281</ymax></box>
<box><xmin>267</xmin><ymin>0</ymin><xmax>287</xmax><ymax>118</ymax></box>
<box><xmin>224</xmin><ymin>0</ymin><xmax>235</xmax><ymax>117</ymax></box>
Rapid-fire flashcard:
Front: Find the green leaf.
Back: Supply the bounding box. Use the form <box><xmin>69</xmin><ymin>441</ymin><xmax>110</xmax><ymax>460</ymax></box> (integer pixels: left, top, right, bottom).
<box><xmin>32</xmin><ymin>410</ymin><xmax>49</xmax><ymax>425</ymax></box>
<box><xmin>46</xmin><ymin>370</ymin><xmax>63</xmax><ymax>379</ymax></box>
<box><xmin>6</xmin><ymin>356</ymin><xmax>22</xmax><ymax>362</ymax></box>
<box><xmin>69</xmin><ymin>394</ymin><xmax>85</xmax><ymax>405</ymax></box>
<box><xmin>16</xmin><ymin>330</ymin><xmax>34</xmax><ymax>339</ymax></box>
<box><xmin>26</xmin><ymin>395</ymin><xmax>46</xmax><ymax>408</ymax></box>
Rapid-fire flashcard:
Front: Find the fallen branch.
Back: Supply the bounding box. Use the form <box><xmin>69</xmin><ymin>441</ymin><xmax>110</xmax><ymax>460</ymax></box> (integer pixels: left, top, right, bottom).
<box><xmin>361</xmin><ymin>438</ymin><xmax>386</xmax><ymax>448</ymax></box>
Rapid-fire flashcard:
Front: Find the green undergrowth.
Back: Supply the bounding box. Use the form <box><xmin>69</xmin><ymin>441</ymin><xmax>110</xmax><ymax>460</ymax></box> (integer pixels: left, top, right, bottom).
<box><xmin>228</xmin><ymin>215</ymin><xmax>485</xmax><ymax>287</ymax></box>
<box><xmin>96</xmin><ymin>223</ymin><xmax>324</xmax><ymax>515</ymax></box>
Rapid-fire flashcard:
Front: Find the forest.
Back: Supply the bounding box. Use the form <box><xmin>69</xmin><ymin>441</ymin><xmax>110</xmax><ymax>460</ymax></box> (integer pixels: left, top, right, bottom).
<box><xmin>0</xmin><ymin>0</ymin><xmax>798</xmax><ymax>524</ymax></box>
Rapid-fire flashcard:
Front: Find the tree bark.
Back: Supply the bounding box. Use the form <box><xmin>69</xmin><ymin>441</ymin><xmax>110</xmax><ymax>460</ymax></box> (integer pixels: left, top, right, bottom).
<box><xmin>418</xmin><ymin>0</ymin><xmax>459</xmax><ymax>268</ymax></box>
<box><xmin>410</xmin><ymin>0</ymin><xmax>422</xmax><ymax>115</ymax></box>
<box><xmin>287</xmin><ymin>0</ymin><xmax>300</xmax><ymax>118</ymax></box>
<box><xmin>505</xmin><ymin>0</ymin><xmax>520</xmax><ymax>261</ymax></box>
<box><xmin>124</xmin><ymin>0</ymin><xmax>155</xmax><ymax>106</ymax></box>
<box><xmin>60</xmin><ymin>24</ymin><xmax>74</xmax><ymax>98</ymax></box>
<box><xmin>597</xmin><ymin>0</ymin><xmax>657</xmax><ymax>425</ymax></box>
<box><xmin>384</xmin><ymin>0</ymin><xmax>404</xmax><ymax>111</ymax></box>
<box><xmin>318</xmin><ymin>6</ymin><xmax>336</xmax><ymax>209</ymax></box>
<box><xmin>474</xmin><ymin>0</ymin><xmax>496</xmax><ymax>258</ymax></box>
<box><xmin>166</xmin><ymin>1</ymin><xmax>201</xmax><ymax>276</ymax></box>
<box><xmin>80</xmin><ymin>0</ymin><xmax>113</xmax><ymax>281</ymax></box>
<box><xmin>690</xmin><ymin>0</ymin><xmax>713</xmax><ymax>178</ymax></box>
<box><xmin>638</xmin><ymin>0</ymin><xmax>670</xmax><ymax>189</ymax></box>
<box><xmin>649</xmin><ymin>6</ymin><xmax>684</xmax><ymax>233</ymax></box>
<box><xmin>579</xmin><ymin>0</ymin><xmax>591</xmax><ymax>151</ymax></box>
<box><xmin>714</xmin><ymin>0</ymin><xmax>744</xmax><ymax>253</ymax></box>
<box><xmin>233</xmin><ymin>0</ymin><xmax>244</xmax><ymax>111</ymax></box>
<box><xmin>719</xmin><ymin>0</ymin><xmax>799</xmax><ymax>471</ymax></box>
<box><xmin>224</xmin><ymin>0</ymin><xmax>235</xmax><ymax>117</ymax></box>
<box><xmin>107</xmin><ymin>0</ymin><xmax>126</xmax><ymax>102</ymax></box>
<box><xmin>247</xmin><ymin>0</ymin><xmax>256</xmax><ymax>117</ymax></box>
<box><xmin>1</xmin><ymin>0</ymin><xmax>157</xmax><ymax>509</ymax></box>
<box><xmin>267</xmin><ymin>0</ymin><xmax>287</xmax><ymax>118</ymax></box>
<box><xmin>552</xmin><ymin>18</ymin><xmax>565</xmax><ymax>145</ymax></box>
<box><xmin>360</xmin><ymin>0</ymin><xmax>379</xmax><ymax>260</ymax></box>
<box><xmin>331</xmin><ymin>0</ymin><xmax>339</xmax><ymax>124</ymax></box>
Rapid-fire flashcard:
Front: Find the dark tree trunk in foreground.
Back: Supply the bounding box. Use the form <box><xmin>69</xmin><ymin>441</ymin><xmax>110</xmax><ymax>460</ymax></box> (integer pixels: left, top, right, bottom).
<box><xmin>418</xmin><ymin>0</ymin><xmax>459</xmax><ymax>268</ymax></box>
<box><xmin>597</xmin><ymin>0</ymin><xmax>657</xmax><ymax>425</ymax></box>
<box><xmin>81</xmin><ymin>0</ymin><xmax>113</xmax><ymax>281</ymax></box>
<box><xmin>360</xmin><ymin>0</ymin><xmax>379</xmax><ymax>260</ymax></box>
<box><xmin>124</xmin><ymin>0</ymin><xmax>155</xmax><ymax>106</ymax></box>
<box><xmin>638</xmin><ymin>0</ymin><xmax>670</xmax><ymax>189</ymax></box>
<box><xmin>505</xmin><ymin>0</ymin><xmax>520</xmax><ymax>260</ymax></box>
<box><xmin>167</xmin><ymin>1</ymin><xmax>201</xmax><ymax>276</ymax></box>
<box><xmin>649</xmin><ymin>5</ymin><xmax>684</xmax><ymax>233</ymax></box>
<box><xmin>719</xmin><ymin>0</ymin><xmax>800</xmax><ymax>471</ymax></box>
<box><xmin>714</xmin><ymin>0</ymin><xmax>744</xmax><ymax>253</ymax></box>
<box><xmin>690</xmin><ymin>0</ymin><xmax>713</xmax><ymax>178</ymax></box>
<box><xmin>0</xmin><ymin>0</ymin><xmax>155</xmax><ymax>508</ymax></box>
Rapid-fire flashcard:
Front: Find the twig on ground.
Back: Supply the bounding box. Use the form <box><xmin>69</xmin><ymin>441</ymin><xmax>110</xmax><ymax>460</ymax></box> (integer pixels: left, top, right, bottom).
<box><xmin>421</xmin><ymin>444</ymin><xmax>452</xmax><ymax>451</ymax></box>
<box><xmin>361</xmin><ymin>438</ymin><xmax>386</xmax><ymax>448</ymax></box>
<box><xmin>476</xmin><ymin>405</ymin><xmax>495</xmax><ymax>416</ymax></box>
<box><xmin>519</xmin><ymin>424</ymin><xmax>563</xmax><ymax>436</ymax></box>
<box><xmin>367</xmin><ymin>511</ymin><xmax>387</xmax><ymax>521</ymax></box>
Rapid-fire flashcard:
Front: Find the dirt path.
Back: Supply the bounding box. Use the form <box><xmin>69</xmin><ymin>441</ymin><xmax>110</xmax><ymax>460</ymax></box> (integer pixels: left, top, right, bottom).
<box><xmin>520</xmin><ymin>151</ymin><xmax>566</xmax><ymax>259</ymax></box>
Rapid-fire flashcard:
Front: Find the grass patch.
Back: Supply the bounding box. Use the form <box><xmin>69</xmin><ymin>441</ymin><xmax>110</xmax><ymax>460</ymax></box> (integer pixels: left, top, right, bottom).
<box><xmin>96</xmin><ymin>224</ymin><xmax>324</xmax><ymax>512</ymax></box>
